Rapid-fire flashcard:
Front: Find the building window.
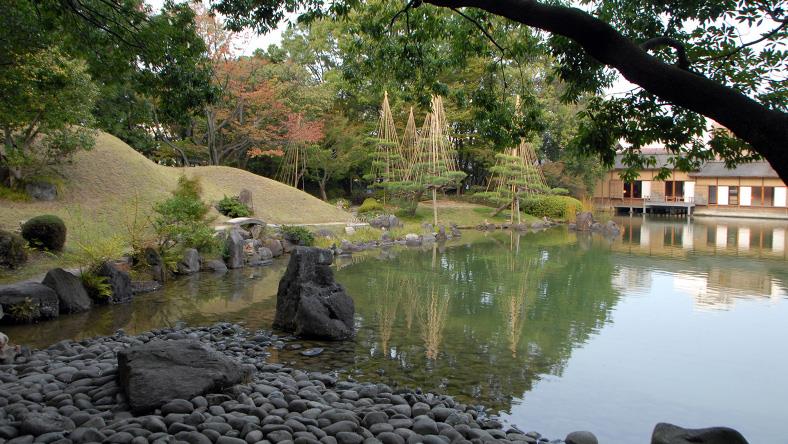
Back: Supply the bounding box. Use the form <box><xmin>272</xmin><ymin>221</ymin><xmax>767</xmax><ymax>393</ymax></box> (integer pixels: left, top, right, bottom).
<box><xmin>665</xmin><ymin>181</ymin><xmax>684</xmax><ymax>201</ymax></box>
<box><xmin>764</xmin><ymin>187</ymin><xmax>775</xmax><ymax>206</ymax></box>
<box><xmin>752</xmin><ymin>186</ymin><xmax>763</xmax><ymax>206</ymax></box>
<box><xmin>751</xmin><ymin>187</ymin><xmax>774</xmax><ymax>206</ymax></box>
<box><xmin>728</xmin><ymin>186</ymin><xmax>739</xmax><ymax>206</ymax></box>
<box><xmin>708</xmin><ymin>185</ymin><xmax>717</xmax><ymax>204</ymax></box>
<box><xmin>624</xmin><ymin>181</ymin><xmax>642</xmax><ymax>198</ymax></box>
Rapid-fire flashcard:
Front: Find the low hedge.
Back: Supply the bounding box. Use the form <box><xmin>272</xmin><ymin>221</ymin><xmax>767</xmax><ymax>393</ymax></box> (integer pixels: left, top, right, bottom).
<box><xmin>280</xmin><ymin>225</ymin><xmax>315</xmax><ymax>246</ymax></box>
<box><xmin>216</xmin><ymin>195</ymin><xmax>252</xmax><ymax>218</ymax></box>
<box><xmin>358</xmin><ymin>198</ymin><xmax>384</xmax><ymax>214</ymax></box>
<box><xmin>520</xmin><ymin>195</ymin><xmax>583</xmax><ymax>220</ymax></box>
<box><xmin>21</xmin><ymin>214</ymin><xmax>67</xmax><ymax>251</ymax></box>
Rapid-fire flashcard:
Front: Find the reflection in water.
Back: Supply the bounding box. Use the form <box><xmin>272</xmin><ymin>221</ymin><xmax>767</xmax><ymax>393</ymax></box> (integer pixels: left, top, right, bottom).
<box><xmin>613</xmin><ymin>216</ymin><xmax>788</xmax><ymax>309</ymax></box>
<box><xmin>4</xmin><ymin>217</ymin><xmax>788</xmax><ymax>442</ymax></box>
<box><xmin>375</xmin><ymin>273</ymin><xmax>399</xmax><ymax>355</ymax></box>
<box><xmin>419</xmin><ymin>284</ymin><xmax>451</xmax><ymax>361</ymax></box>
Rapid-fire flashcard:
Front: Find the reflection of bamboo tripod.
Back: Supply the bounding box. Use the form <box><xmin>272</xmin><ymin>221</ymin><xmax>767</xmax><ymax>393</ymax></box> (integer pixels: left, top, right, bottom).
<box><xmin>419</xmin><ymin>284</ymin><xmax>450</xmax><ymax>361</ymax></box>
<box><xmin>500</xmin><ymin>250</ymin><xmax>539</xmax><ymax>358</ymax></box>
<box><xmin>376</xmin><ymin>272</ymin><xmax>400</xmax><ymax>354</ymax></box>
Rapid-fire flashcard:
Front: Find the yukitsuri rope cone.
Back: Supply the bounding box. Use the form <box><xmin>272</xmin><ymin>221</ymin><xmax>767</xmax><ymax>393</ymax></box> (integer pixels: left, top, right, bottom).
<box><xmin>367</xmin><ymin>91</ymin><xmax>404</xmax><ymax>185</ymax></box>
<box><xmin>403</xmin><ymin>96</ymin><xmax>466</xmax><ymax>225</ymax></box>
<box><xmin>481</xmin><ymin>95</ymin><xmax>550</xmax><ymax>223</ymax></box>
<box><xmin>276</xmin><ymin>115</ymin><xmax>308</xmax><ymax>189</ymax></box>
<box><xmin>400</xmin><ymin>107</ymin><xmax>419</xmax><ymax>173</ymax></box>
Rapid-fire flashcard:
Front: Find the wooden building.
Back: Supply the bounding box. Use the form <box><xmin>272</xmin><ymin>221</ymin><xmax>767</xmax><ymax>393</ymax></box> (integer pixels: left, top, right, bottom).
<box><xmin>593</xmin><ymin>148</ymin><xmax>788</xmax><ymax>218</ymax></box>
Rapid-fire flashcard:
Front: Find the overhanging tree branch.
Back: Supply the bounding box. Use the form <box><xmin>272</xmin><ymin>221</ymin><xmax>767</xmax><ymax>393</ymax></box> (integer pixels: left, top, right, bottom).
<box><xmin>641</xmin><ymin>37</ymin><xmax>690</xmax><ymax>71</ymax></box>
<box><xmin>424</xmin><ymin>0</ymin><xmax>788</xmax><ymax>182</ymax></box>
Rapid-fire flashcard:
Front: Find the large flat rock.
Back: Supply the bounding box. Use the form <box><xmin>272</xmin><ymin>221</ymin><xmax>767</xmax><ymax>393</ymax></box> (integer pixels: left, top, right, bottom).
<box><xmin>117</xmin><ymin>339</ymin><xmax>248</xmax><ymax>413</ymax></box>
<box><xmin>0</xmin><ymin>281</ymin><xmax>59</xmax><ymax>323</ymax></box>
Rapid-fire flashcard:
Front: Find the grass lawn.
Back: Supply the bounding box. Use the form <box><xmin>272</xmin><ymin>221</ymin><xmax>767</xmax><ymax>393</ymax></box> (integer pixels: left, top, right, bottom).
<box><xmin>397</xmin><ymin>200</ymin><xmax>540</xmax><ymax>228</ymax></box>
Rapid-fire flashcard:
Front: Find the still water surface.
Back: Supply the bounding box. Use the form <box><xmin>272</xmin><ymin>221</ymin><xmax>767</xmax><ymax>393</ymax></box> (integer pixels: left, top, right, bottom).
<box><xmin>6</xmin><ymin>216</ymin><xmax>788</xmax><ymax>442</ymax></box>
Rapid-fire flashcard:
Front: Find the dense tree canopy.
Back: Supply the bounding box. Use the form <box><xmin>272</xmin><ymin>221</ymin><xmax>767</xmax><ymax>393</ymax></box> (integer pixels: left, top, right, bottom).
<box><xmin>213</xmin><ymin>0</ymin><xmax>788</xmax><ymax>182</ymax></box>
<box><xmin>0</xmin><ymin>0</ymin><xmax>213</xmax><ymax>184</ymax></box>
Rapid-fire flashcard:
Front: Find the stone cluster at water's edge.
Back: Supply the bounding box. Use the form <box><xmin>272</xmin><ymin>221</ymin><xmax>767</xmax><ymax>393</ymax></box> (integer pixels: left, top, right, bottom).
<box><xmin>0</xmin><ymin>324</ymin><xmax>751</xmax><ymax>444</ymax></box>
<box><xmin>0</xmin><ymin>324</ymin><xmax>558</xmax><ymax>444</ymax></box>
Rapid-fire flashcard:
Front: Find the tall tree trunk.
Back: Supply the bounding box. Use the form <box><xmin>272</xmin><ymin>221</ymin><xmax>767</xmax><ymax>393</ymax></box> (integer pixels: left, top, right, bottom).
<box><xmin>205</xmin><ymin>107</ymin><xmax>219</xmax><ymax>165</ymax></box>
<box><xmin>426</xmin><ymin>0</ymin><xmax>788</xmax><ymax>182</ymax></box>
<box><xmin>319</xmin><ymin>180</ymin><xmax>328</xmax><ymax>201</ymax></box>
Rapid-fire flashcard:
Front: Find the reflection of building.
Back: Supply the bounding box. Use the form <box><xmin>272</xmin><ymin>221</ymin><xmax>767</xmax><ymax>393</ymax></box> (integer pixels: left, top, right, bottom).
<box><xmin>614</xmin><ymin>216</ymin><xmax>788</xmax><ymax>259</ymax></box>
<box><xmin>593</xmin><ymin>148</ymin><xmax>788</xmax><ymax>218</ymax></box>
<box><xmin>672</xmin><ymin>270</ymin><xmax>786</xmax><ymax>310</ymax></box>
<box><xmin>610</xmin><ymin>217</ymin><xmax>788</xmax><ymax>309</ymax></box>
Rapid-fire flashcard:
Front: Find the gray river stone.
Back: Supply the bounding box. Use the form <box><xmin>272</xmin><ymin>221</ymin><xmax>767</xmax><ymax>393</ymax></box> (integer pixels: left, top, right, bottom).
<box><xmin>96</xmin><ymin>262</ymin><xmax>133</xmax><ymax>304</ymax></box>
<box><xmin>651</xmin><ymin>423</ymin><xmax>749</xmax><ymax>444</ymax></box>
<box><xmin>177</xmin><ymin>249</ymin><xmax>201</xmax><ymax>275</ymax></box>
<box><xmin>117</xmin><ymin>339</ymin><xmax>248</xmax><ymax>413</ymax></box>
<box><xmin>565</xmin><ymin>430</ymin><xmax>598</xmax><ymax>444</ymax></box>
<box><xmin>20</xmin><ymin>411</ymin><xmax>76</xmax><ymax>435</ymax></box>
<box><xmin>225</xmin><ymin>229</ymin><xmax>245</xmax><ymax>269</ymax></box>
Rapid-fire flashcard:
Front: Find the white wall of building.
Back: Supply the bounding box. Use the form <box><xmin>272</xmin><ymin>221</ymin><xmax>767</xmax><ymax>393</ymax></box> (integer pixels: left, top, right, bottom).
<box><xmin>684</xmin><ymin>181</ymin><xmax>695</xmax><ymax>203</ymax></box>
<box><xmin>775</xmin><ymin>187</ymin><xmax>787</xmax><ymax>207</ymax></box>
<box><xmin>642</xmin><ymin>181</ymin><xmax>651</xmax><ymax>199</ymax></box>
<box><xmin>718</xmin><ymin>186</ymin><xmax>729</xmax><ymax>205</ymax></box>
<box><xmin>739</xmin><ymin>186</ymin><xmax>752</xmax><ymax>206</ymax></box>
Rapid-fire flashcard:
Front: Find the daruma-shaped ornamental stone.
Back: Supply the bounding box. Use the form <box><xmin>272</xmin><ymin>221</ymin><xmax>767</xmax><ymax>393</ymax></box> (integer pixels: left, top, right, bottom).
<box><xmin>274</xmin><ymin>247</ymin><xmax>355</xmax><ymax>340</ymax></box>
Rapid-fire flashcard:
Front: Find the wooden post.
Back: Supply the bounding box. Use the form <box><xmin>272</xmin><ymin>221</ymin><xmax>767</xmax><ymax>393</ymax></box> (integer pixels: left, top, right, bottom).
<box><xmin>432</xmin><ymin>187</ymin><xmax>438</xmax><ymax>226</ymax></box>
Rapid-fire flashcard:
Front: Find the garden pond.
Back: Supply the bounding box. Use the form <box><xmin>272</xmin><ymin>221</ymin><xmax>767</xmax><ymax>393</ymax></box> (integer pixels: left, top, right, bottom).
<box><xmin>5</xmin><ymin>216</ymin><xmax>788</xmax><ymax>442</ymax></box>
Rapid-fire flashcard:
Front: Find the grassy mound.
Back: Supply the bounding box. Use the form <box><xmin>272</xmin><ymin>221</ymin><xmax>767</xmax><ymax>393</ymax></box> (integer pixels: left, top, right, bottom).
<box><xmin>0</xmin><ymin>132</ymin><xmax>351</xmax><ymax>281</ymax></box>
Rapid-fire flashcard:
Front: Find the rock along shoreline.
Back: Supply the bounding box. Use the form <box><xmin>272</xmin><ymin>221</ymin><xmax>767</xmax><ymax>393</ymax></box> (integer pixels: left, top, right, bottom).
<box><xmin>0</xmin><ymin>323</ymin><xmax>566</xmax><ymax>444</ymax></box>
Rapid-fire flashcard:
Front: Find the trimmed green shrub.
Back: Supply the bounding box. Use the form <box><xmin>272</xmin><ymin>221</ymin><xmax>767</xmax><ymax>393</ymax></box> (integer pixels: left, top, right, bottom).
<box><xmin>358</xmin><ymin>198</ymin><xmax>384</xmax><ymax>214</ymax></box>
<box><xmin>520</xmin><ymin>195</ymin><xmax>583</xmax><ymax>220</ymax></box>
<box><xmin>0</xmin><ymin>230</ymin><xmax>28</xmax><ymax>268</ymax></box>
<box><xmin>280</xmin><ymin>225</ymin><xmax>315</xmax><ymax>246</ymax></box>
<box><xmin>21</xmin><ymin>214</ymin><xmax>67</xmax><ymax>251</ymax></box>
<box><xmin>153</xmin><ymin>176</ymin><xmax>219</xmax><ymax>255</ymax></box>
<box><xmin>216</xmin><ymin>195</ymin><xmax>252</xmax><ymax>218</ymax></box>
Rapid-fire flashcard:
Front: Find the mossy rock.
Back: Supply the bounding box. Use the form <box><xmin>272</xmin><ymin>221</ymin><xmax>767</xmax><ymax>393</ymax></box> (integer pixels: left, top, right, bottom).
<box><xmin>21</xmin><ymin>214</ymin><xmax>67</xmax><ymax>251</ymax></box>
<box><xmin>0</xmin><ymin>230</ymin><xmax>28</xmax><ymax>269</ymax></box>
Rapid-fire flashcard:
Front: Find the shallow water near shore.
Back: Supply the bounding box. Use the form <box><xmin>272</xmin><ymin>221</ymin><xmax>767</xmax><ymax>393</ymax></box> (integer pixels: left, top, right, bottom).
<box><xmin>5</xmin><ymin>216</ymin><xmax>788</xmax><ymax>442</ymax></box>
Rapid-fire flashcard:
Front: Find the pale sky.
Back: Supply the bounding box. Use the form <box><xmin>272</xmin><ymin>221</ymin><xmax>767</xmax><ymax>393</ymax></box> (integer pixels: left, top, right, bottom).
<box><xmin>145</xmin><ymin>0</ymin><xmax>288</xmax><ymax>55</ymax></box>
<box><xmin>145</xmin><ymin>0</ymin><xmax>782</xmax><ymax>96</ymax></box>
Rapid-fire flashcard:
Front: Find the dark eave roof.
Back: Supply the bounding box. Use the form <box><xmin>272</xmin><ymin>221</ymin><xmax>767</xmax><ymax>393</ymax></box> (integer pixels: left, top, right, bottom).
<box><xmin>613</xmin><ymin>153</ymin><xmax>677</xmax><ymax>170</ymax></box>
<box><xmin>689</xmin><ymin>161</ymin><xmax>779</xmax><ymax>178</ymax></box>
